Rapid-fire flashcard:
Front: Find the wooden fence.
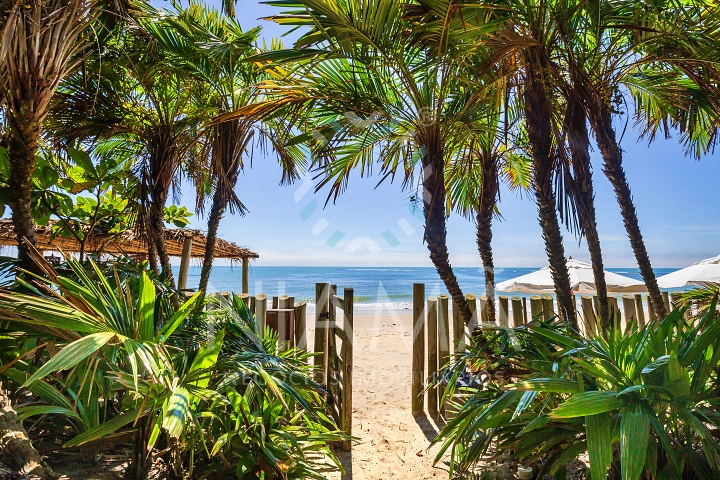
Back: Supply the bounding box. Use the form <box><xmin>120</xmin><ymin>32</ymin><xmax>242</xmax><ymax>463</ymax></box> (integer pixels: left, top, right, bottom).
<box><xmin>410</xmin><ymin>284</ymin><xmax>690</xmax><ymax>414</ymax></box>
<box><xmin>212</xmin><ymin>286</ymin><xmax>354</xmax><ymax>450</ymax></box>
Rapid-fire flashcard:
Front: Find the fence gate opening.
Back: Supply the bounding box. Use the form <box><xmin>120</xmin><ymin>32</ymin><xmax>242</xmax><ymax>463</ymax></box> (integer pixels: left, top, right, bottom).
<box><xmin>314</xmin><ymin>283</ymin><xmax>354</xmax><ymax>451</ymax></box>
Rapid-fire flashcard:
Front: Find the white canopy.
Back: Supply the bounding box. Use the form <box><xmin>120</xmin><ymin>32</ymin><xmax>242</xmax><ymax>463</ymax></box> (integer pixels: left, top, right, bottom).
<box><xmin>656</xmin><ymin>254</ymin><xmax>720</xmax><ymax>288</ymax></box>
<box><xmin>496</xmin><ymin>258</ymin><xmax>647</xmax><ymax>294</ymax></box>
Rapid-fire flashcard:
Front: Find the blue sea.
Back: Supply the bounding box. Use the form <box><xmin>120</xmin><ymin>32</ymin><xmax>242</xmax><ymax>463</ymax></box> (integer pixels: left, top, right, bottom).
<box><xmin>175</xmin><ymin>265</ymin><xmax>679</xmax><ymax>311</ymax></box>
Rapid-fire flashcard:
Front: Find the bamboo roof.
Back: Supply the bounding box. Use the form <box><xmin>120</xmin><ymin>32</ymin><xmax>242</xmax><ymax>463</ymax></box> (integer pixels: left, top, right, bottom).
<box><xmin>0</xmin><ymin>219</ymin><xmax>258</xmax><ymax>260</ymax></box>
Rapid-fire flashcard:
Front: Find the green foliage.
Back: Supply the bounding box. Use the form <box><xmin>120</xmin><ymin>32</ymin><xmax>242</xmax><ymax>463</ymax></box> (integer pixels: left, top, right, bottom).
<box><xmin>164</xmin><ymin>205</ymin><xmax>193</xmax><ymax>228</ymax></box>
<box><xmin>0</xmin><ymin>258</ymin><xmax>344</xmax><ymax>478</ymax></box>
<box><xmin>433</xmin><ymin>303</ymin><xmax>720</xmax><ymax>479</ymax></box>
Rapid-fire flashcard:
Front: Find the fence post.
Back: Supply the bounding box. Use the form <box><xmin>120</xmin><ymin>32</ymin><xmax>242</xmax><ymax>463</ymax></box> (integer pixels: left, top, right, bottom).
<box><xmin>581</xmin><ymin>296</ymin><xmax>597</xmax><ymax>336</ymax></box>
<box><xmin>522</xmin><ymin>297</ymin><xmax>528</xmax><ymax>323</ymax></box>
<box><xmin>412</xmin><ymin>283</ymin><xmax>425</xmax><ymax>414</ymax></box>
<box><xmin>498</xmin><ymin>296</ymin><xmax>509</xmax><ymax>327</ymax></box>
<box><xmin>437</xmin><ymin>295</ymin><xmax>450</xmax><ymax>416</ymax></box>
<box><xmin>466</xmin><ymin>294</ymin><xmax>478</xmax><ymax>332</ymax></box>
<box><xmin>662</xmin><ymin>291</ymin><xmax>670</xmax><ymax>314</ymax></box>
<box><xmin>633</xmin><ymin>294</ymin><xmax>646</xmax><ymax>327</ymax></box>
<box><xmin>341</xmin><ymin>287</ymin><xmax>353</xmax><ymax>451</ymax></box>
<box><xmin>314</xmin><ymin>283</ymin><xmax>330</xmax><ymax>386</ymax></box>
<box><xmin>255</xmin><ymin>294</ymin><xmax>267</xmax><ymax>335</ymax></box>
<box><xmin>608</xmin><ymin>296</ymin><xmax>619</xmax><ymax>329</ymax></box>
<box><xmin>452</xmin><ymin>297</ymin><xmax>464</xmax><ymax>353</ymax></box>
<box><xmin>511</xmin><ymin>297</ymin><xmax>524</xmax><ymax>327</ymax></box>
<box><xmin>295</xmin><ymin>302</ymin><xmax>307</xmax><ymax>351</ymax></box>
<box><xmin>622</xmin><ymin>295</ymin><xmax>637</xmax><ymax>329</ymax></box>
<box><xmin>479</xmin><ymin>295</ymin><xmax>489</xmax><ymax>324</ymax></box>
<box><xmin>541</xmin><ymin>295</ymin><xmax>554</xmax><ymax>320</ymax></box>
<box><xmin>427</xmin><ymin>298</ymin><xmax>438</xmax><ymax>414</ymax></box>
<box><xmin>647</xmin><ymin>295</ymin><xmax>656</xmax><ymax>322</ymax></box>
<box><xmin>530</xmin><ymin>296</ymin><xmax>543</xmax><ymax>320</ymax></box>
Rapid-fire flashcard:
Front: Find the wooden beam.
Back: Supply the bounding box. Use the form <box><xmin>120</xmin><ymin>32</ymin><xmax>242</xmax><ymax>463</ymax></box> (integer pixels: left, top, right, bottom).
<box><xmin>427</xmin><ymin>297</ymin><xmax>438</xmax><ymax>414</ymax></box>
<box><xmin>314</xmin><ymin>283</ymin><xmax>330</xmax><ymax>386</ymax></box>
<box><xmin>341</xmin><ymin>287</ymin><xmax>354</xmax><ymax>451</ymax></box>
<box><xmin>177</xmin><ymin>235</ymin><xmax>193</xmax><ymax>290</ymax></box>
<box><xmin>437</xmin><ymin>295</ymin><xmax>450</xmax><ymax>416</ymax></box>
<box><xmin>242</xmin><ymin>258</ymin><xmax>249</xmax><ymax>294</ymax></box>
<box><xmin>412</xmin><ymin>283</ymin><xmax>425</xmax><ymax>414</ymax></box>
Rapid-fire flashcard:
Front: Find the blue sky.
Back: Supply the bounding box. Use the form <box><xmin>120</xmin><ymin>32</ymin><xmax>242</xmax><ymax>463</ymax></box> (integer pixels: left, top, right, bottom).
<box><xmin>158</xmin><ymin>2</ymin><xmax>720</xmax><ymax>267</ymax></box>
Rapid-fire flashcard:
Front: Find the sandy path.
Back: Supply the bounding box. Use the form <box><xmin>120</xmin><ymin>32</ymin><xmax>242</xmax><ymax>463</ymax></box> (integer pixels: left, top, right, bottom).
<box><xmin>309</xmin><ymin>311</ymin><xmax>453</xmax><ymax>480</ymax></box>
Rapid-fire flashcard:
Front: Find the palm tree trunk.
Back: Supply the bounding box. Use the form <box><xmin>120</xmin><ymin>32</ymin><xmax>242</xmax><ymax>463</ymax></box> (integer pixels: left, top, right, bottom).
<box><xmin>565</xmin><ymin>96</ymin><xmax>610</xmax><ymax>331</ymax></box>
<box><xmin>589</xmin><ymin>105</ymin><xmax>667</xmax><ymax>319</ymax></box>
<box><xmin>6</xmin><ymin>117</ymin><xmax>43</xmax><ymax>277</ymax></box>
<box><xmin>523</xmin><ymin>65</ymin><xmax>578</xmax><ymax>329</ymax></box>
<box><xmin>0</xmin><ymin>382</ymin><xmax>46</xmax><ymax>477</ymax></box>
<box><xmin>198</xmin><ymin>188</ymin><xmax>226</xmax><ymax>294</ymax></box>
<box><xmin>150</xmin><ymin>190</ymin><xmax>175</xmax><ymax>288</ymax></box>
<box><xmin>476</xmin><ymin>154</ymin><xmax>498</xmax><ymax>324</ymax></box>
<box><xmin>422</xmin><ymin>146</ymin><xmax>472</xmax><ymax>324</ymax></box>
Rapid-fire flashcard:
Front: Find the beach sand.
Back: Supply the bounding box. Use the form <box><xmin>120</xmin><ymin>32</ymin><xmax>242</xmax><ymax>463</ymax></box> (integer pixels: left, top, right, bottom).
<box><xmin>308</xmin><ymin>310</ymin><xmax>453</xmax><ymax>480</ymax></box>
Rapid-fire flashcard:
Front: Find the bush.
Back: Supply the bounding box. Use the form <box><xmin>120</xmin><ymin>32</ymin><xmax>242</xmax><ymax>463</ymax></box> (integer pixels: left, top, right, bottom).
<box><xmin>0</xmin><ymin>257</ymin><xmax>345</xmax><ymax>479</ymax></box>
<box><xmin>434</xmin><ymin>298</ymin><xmax>720</xmax><ymax>480</ymax></box>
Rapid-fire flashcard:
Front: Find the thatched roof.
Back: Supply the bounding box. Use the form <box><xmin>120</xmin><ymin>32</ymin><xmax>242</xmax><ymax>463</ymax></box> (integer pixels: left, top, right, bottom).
<box><xmin>0</xmin><ymin>219</ymin><xmax>258</xmax><ymax>260</ymax></box>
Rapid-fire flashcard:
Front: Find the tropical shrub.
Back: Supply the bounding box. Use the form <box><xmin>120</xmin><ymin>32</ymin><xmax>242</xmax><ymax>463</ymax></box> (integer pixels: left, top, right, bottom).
<box><xmin>434</xmin><ymin>300</ymin><xmax>720</xmax><ymax>480</ymax></box>
<box><xmin>0</xmin><ymin>253</ymin><xmax>344</xmax><ymax>479</ymax></box>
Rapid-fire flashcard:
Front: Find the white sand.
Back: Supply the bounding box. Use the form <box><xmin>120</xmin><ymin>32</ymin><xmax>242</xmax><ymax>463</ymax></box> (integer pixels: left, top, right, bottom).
<box><xmin>308</xmin><ymin>310</ymin><xmax>453</xmax><ymax>479</ymax></box>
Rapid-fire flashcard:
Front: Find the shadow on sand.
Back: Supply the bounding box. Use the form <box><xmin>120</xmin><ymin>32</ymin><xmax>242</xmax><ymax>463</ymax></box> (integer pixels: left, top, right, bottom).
<box><xmin>413</xmin><ymin>411</ymin><xmax>446</xmax><ymax>443</ymax></box>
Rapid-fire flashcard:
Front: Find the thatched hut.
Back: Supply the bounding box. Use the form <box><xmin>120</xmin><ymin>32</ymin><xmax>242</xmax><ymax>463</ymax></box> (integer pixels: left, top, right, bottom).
<box><xmin>0</xmin><ymin>219</ymin><xmax>258</xmax><ymax>291</ymax></box>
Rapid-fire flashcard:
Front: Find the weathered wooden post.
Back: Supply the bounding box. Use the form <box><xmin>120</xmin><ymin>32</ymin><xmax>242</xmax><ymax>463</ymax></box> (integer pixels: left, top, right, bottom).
<box><xmin>412</xmin><ymin>283</ymin><xmax>425</xmax><ymax>414</ymax></box>
<box><xmin>452</xmin><ymin>298</ymin><xmax>464</xmax><ymax>353</ymax></box>
<box><xmin>279</xmin><ymin>295</ymin><xmax>295</xmax><ymax>348</ymax></box>
<box><xmin>522</xmin><ymin>297</ymin><xmax>528</xmax><ymax>323</ymax></box>
<box><xmin>466</xmin><ymin>294</ymin><xmax>478</xmax><ymax>332</ymax></box>
<box><xmin>633</xmin><ymin>294</ymin><xmax>646</xmax><ymax>327</ymax></box>
<box><xmin>530</xmin><ymin>296</ymin><xmax>543</xmax><ymax>320</ymax></box>
<box><xmin>315</xmin><ymin>283</ymin><xmax>330</xmax><ymax>386</ymax></box>
<box><xmin>437</xmin><ymin>295</ymin><xmax>450</xmax><ymax>416</ymax></box>
<box><xmin>541</xmin><ymin>295</ymin><xmax>554</xmax><ymax>320</ymax></box>
<box><xmin>272</xmin><ymin>296</ymin><xmax>279</xmax><ymax>309</ymax></box>
<box><xmin>581</xmin><ymin>296</ymin><xmax>597</xmax><ymax>336</ymax></box>
<box><xmin>238</xmin><ymin>293</ymin><xmax>250</xmax><ymax>307</ymax></box>
<box><xmin>511</xmin><ymin>297</ymin><xmax>524</xmax><ymax>327</ymax></box>
<box><xmin>662</xmin><ymin>291</ymin><xmax>670</xmax><ymax>314</ymax></box>
<box><xmin>294</xmin><ymin>302</ymin><xmax>308</xmax><ymax>350</ymax></box>
<box><xmin>427</xmin><ymin>297</ymin><xmax>439</xmax><ymax>414</ymax></box>
<box><xmin>622</xmin><ymin>295</ymin><xmax>637</xmax><ymax>328</ymax></box>
<box><xmin>255</xmin><ymin>294</ymin><xmax>267</xmax><ymax>335</ymax></box>
<box><xmin>479</xmin><ymin>295</ymin><xmax>489</xmax><ymax>323</ymax></box>
<box><xmin>498</xmin><ymin>296</ymin><xmax>509</xmax><ymax>327</ymax></box>
<box><xmin>242</xmin><ymin>257</ymin><xmax>249</xmax><ymax>294</ymax></box>
<box><xmin>647</xmin><ymin>295</ymin><xmax>656</xmax><ymax>321</ymax></box>
<box><xmin>177</xmin><ymin>234</ymin><xmax>193</xmax><ymax>290</ymax></box>
<box><xmin>608</xmin><ymin>296</ymin><xmax>620</xmax><ymax>329</ymax></box>
<box><xmin>341</xmin><ymin>287</ymin><xmax>354</xmax><ymax>450</ymax></box>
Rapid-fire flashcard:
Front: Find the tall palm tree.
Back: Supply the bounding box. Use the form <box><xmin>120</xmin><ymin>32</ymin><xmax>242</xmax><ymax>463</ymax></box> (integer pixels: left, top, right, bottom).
<box><xmin>145</xmin><ymin>6</ymin><xmax>302</xmax><ymax>296</ymax></box>
<box><xmin>0</xmin><ymin>0</ymin><xmax>91</xmax><ymax>274</ymax></box>
<box><xmin>562</xmin><ymin>0</ymin><xmax>720</xmax><ymax>319</ymax></box>
<box><xmin>49</xmin><ymin>11</ymin><xmax>208</xmax><ymax>285</ymax></box>
<box><xmin>446</xmin><ymin>106</ymin><xmax>531</xmax><ymax>324</ymax></box>
<box><xmin>260</xmin><ymin>0</ymin><xmax>505</xmax><ymax>323</ymax></box>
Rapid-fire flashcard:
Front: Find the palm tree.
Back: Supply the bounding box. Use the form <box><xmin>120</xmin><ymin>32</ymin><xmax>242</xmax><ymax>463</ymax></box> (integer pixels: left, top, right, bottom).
<box><xmin>145</xmin><ymin>6</ymin><xmax>302</xmax><ymax>296</ymax></box>
<box><xmin>561</xmin><ymin>0</ymin><xmax>720</xmax><ymax>319</ymax></box>
<box><xmin>260</xmin><ymin>0</ymin><xmax>505</xmax><ymax>323</ymax></box>
<box><xmin>49</xmin><ymin>11</ymin><xmax>208</xmax><ymax>285</ymax></box>
<box><xmin>0</xmin><ymin>0</ymin><xmax>91</xmax><ymax>275</ymax></box>
<box><xmin>446</xmin><ymin>106</ymin><xmax>531</xmax><ymax>324</ymax></box>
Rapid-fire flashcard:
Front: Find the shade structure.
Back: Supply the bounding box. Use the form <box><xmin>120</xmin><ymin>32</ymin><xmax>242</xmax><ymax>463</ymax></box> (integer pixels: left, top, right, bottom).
<box><xmin>496</xmin><ymin>258</ymin><xmax>647</xmax><ymax>294</ymax></box>
<box><xmin>0</xmin><ymin>219</ymin><xmax>258</xmax><ymax>261</ymax></box>
<box><xmin>656</xmin><ymin>254</ymin><xmax>720</xmax><ymax>288</ymax></box>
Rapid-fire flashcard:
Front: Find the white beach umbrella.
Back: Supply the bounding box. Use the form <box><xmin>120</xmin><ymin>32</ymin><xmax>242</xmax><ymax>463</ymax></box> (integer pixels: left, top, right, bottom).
<box><xmin>656</xmin><ymin>254</ymin><xmax>720</xmax><ymax>288</ymax></box>
<box><xmin>496</xmin><ymin>258</ymin><xmax>647</xmax><ymax>294</ymax></box>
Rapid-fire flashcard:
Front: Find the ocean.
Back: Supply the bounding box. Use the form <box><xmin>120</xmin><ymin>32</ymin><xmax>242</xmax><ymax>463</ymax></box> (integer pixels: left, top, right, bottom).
<box><xmin>175</xmin><ymin>265</ymin><xmax>680</xmax><ymax>312</ymax></box>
